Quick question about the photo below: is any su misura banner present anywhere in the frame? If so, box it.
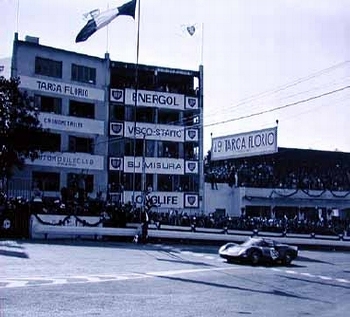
[109,157,198,175]
[211,126,278,161]
[110,121,199,142]
[25,152,104,170]
[123,157,184,175]
[19,75,105,101]
[123,191,199,209]
[39,113,104,135]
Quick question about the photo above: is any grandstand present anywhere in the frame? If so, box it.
[204,144,350,224]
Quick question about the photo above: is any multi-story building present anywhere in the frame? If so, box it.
[108,61,203,213]
[8,33,204,214]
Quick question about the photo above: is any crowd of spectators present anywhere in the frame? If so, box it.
[204,149,350,191]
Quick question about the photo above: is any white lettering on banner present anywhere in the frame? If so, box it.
[124,157,184,175]
[124,121,183,141]
[211,127,278,160]
[124,88,185,109]
[39,113,104,135]
[19,76,105,101]
[25,152,104,170]
[123,191,184,208]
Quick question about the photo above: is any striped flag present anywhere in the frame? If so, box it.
[76,0,137,43]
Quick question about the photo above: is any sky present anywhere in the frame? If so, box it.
[1,0,350,154]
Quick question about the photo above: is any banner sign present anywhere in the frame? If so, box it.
[211,126,278,160]
[124,191,184,208]
[25,152,104,170]
[110,88,124,103]
[110,122,198,143]
[185,96,198,109]
[123,156,184,175]
[185,128,199,142]
[184,193,199,208]
[124,88,185,109]
[109,157,123,171]
[19,75,104,101]
[109,122,124,136]
[39,113,104,135]
[185,161,199,174]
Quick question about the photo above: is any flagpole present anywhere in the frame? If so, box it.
[16,0,20,32]
[200,22,204,65]
[132,0,141,212]
[106,2,110,53]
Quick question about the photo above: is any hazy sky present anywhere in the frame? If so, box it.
[1,0,349,153]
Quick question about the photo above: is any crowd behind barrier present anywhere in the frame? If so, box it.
[204,154,350,191]
[1,193,349,239]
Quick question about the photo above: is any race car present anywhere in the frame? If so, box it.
[219,237,298,266]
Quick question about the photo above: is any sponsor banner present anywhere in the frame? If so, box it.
[110,88,124,102]
[185,96,198,109]
[124,191,184,208]
[19,75,105,101]
[124,88,185,109]
[184,193,199,208]
[185,128,199,142]
[39,113,104,135]
[123,156,184,175]
[211,126,278,160]
[185,161,199,174]
[124,121,184,142]
[110,122,124,136]
[25,152,104,170]
[109,157,123,171]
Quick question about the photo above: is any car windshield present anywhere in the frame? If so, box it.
[241,238,263,247]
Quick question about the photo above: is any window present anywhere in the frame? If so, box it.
[34,132,61,152]
[179,175,199,192]
[124,139,155,156]
[110,104,125,121]
[35,57,62,78]
[35,95,62,114]
[69,100,95,119]
[158,109,180,125]
[32,171,60,192]
[68,136,94,153]
[71,64,96,84]
[67,173,94,193]
[158,141,179,158]
[157,174,180,192]
[123,173,153,191]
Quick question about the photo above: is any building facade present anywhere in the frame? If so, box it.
[9,33,204,214]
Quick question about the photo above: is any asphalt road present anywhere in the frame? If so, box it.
[1,240,350,317]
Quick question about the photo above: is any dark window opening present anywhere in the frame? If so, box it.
[69,100,95,119]
[68,136,93,153]
[71,64,96,84]
[32,171,60,192]
[35,95,62,114]
[35,56,62,78]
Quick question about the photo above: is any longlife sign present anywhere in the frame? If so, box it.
[123,192,199,209]
[211,127,278,160]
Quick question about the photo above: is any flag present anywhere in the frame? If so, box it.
[76,0,137,43]
[179,23,201,38]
